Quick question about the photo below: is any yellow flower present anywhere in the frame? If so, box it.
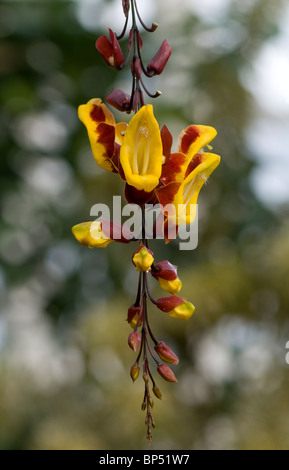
[72,221,113,248]
[120,105,163,192]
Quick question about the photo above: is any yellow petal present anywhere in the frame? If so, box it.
[177,125,217,175]
[174,152,221,225]
[78,98,116,172]
[158,277,182,295]
[132,244,154,271]
[115,122,128,145]
[120,105,163,192]
[72,221,113,248]
[169,301,195,320]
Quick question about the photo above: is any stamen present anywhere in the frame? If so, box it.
[183,177,197,205]
[133,125,150,175]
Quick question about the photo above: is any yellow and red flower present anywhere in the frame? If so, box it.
[156,124,221,229]
[74,99,220,248]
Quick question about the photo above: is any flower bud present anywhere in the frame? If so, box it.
[132,243,154,272]
[155,341,179,365]
[143,373,149,384]
[122,0,130,17]
[95,29,124,69]
[128,331,141,352]
[127,304,143,329]
[130,363,140,382]
[106,89,131,112]
[147,39,172,76]
[156,296,195,320]
[131,57,142,79]
[151,261,178,281]
[152,261,182,294]
[153,385,162,400]
[157,364,178,383]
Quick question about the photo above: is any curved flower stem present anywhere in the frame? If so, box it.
[117,14,129,40]
[145,273,157,305]
[133,0,157,33]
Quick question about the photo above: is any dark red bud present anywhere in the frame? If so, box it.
[106,89,131,112]
[157,364,178,383]
[156,295,184,313]
[151,261,178,281]
[122,0,130,17]
[131,57,142,79]
[95,29,124,69]
[128,29,134,51]
[127,304,143,326]
[128,332,141,351]
[147,39,172,76]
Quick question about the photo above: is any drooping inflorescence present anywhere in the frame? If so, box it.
[72,0,221,442]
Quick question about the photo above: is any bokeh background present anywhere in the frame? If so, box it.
[1,0,289,450]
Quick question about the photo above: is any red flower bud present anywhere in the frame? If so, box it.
[152,262,182,294]
[156,296,195,320]
[122,0,130,17]
[156,295,184,313]
[106,89,131,112]
[151,261,178,281]
[128,331,141,352]
[127,304,143,328]
[95,29,124,69]
[131,57,142,79]
[157,364,178,383]
[155,341,179,365]
[147,39,172,76]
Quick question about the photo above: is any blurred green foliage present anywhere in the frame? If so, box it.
[0,0,289,450]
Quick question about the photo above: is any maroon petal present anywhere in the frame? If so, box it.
[101,219,134,243]
[147,39,172,76]
[106,89,131,112]
[161,125,173,160]
[156,296,184,313]
[151,261,178,281]
[125,183,154,206]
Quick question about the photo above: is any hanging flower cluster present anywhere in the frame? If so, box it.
[72,0,220,442]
